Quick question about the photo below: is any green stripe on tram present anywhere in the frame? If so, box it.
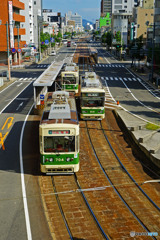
[81,108,105,114]
[41,153,79,166]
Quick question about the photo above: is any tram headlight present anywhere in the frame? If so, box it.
[66,157,74,162]
[98,110,102,113]
[83,110,87,114]
[49,158,54,162]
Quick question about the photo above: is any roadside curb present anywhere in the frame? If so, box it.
[113,109,160,169]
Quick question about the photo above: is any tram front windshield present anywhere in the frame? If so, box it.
[81,94,105,107]
[63,75,76,84]
[44,136,75,153]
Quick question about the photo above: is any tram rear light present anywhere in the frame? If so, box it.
[98,110,102,113]
[83,110,87,113]
[45,158,49,162]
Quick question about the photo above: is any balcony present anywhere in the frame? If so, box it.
[14,28,26,36]
[13,13,25,23]
[12,0,25,10]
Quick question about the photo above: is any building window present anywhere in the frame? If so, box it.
[34,1,36,4]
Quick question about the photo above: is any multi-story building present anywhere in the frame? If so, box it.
[154,0,160,47]
[43,10,62,35]
[0,0,26,64]
[20,0,42,49]
[112,0,138,14]
[101,0,112,17]
[132,0,154,42]
[65,11,82,31]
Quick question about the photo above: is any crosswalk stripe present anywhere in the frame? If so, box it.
[105,77,109,80]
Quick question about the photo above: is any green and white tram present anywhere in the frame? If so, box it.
[80,72,105,120]
[39,91,79,174]
[61,63,79,93]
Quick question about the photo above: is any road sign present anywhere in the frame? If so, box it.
[41,42,44,45]
[11,48,16,53]
[40,94,44,100]
[45,39,49,45]
[50,37,55,43]
[17,48,22,53]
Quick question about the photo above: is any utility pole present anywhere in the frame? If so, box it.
[39,25,41,60]
[151,22,155,83]
[17,25,21,65]
[6,21,11,81]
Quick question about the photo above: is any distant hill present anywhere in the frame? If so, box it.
[82,19,93,28]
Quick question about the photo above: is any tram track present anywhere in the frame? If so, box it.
[83,117,160,238]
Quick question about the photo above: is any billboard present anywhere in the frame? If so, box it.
[8,1,14,48]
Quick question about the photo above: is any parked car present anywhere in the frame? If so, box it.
[49,51,56,56]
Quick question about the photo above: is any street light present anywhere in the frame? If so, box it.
[0,20,15,80]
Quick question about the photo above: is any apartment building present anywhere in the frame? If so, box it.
[20,0,42,48]
[0,0,26,64]
[132,0,154,41]
[101,0,112,17]
[154,0,160,47]
[112,0,138,14]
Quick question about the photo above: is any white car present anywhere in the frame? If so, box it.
[49,51,56,56]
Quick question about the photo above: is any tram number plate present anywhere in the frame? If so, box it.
[55,158,64,162]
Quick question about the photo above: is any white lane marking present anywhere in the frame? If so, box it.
[0,81,32,115]
[17,83,23,87]
[125,66,160,100]
[19,104,34,240]
[16,102,24,111]
[120,77,160,113]
[105,57,110,64]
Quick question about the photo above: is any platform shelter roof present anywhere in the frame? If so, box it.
[33,60,64,87]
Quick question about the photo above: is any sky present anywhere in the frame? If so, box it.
[42,0,100,22]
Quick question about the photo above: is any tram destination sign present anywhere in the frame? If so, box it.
[48,130,70,134]
[86,93,99,97]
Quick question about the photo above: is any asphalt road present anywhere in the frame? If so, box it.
[91,42,160,126]
[0,45,75,240]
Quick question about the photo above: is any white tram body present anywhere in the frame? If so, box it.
[80,72,105,120]
[39,91,79,174]
[61,63,79,93]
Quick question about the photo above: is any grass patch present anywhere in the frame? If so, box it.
[145,123,160,130]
